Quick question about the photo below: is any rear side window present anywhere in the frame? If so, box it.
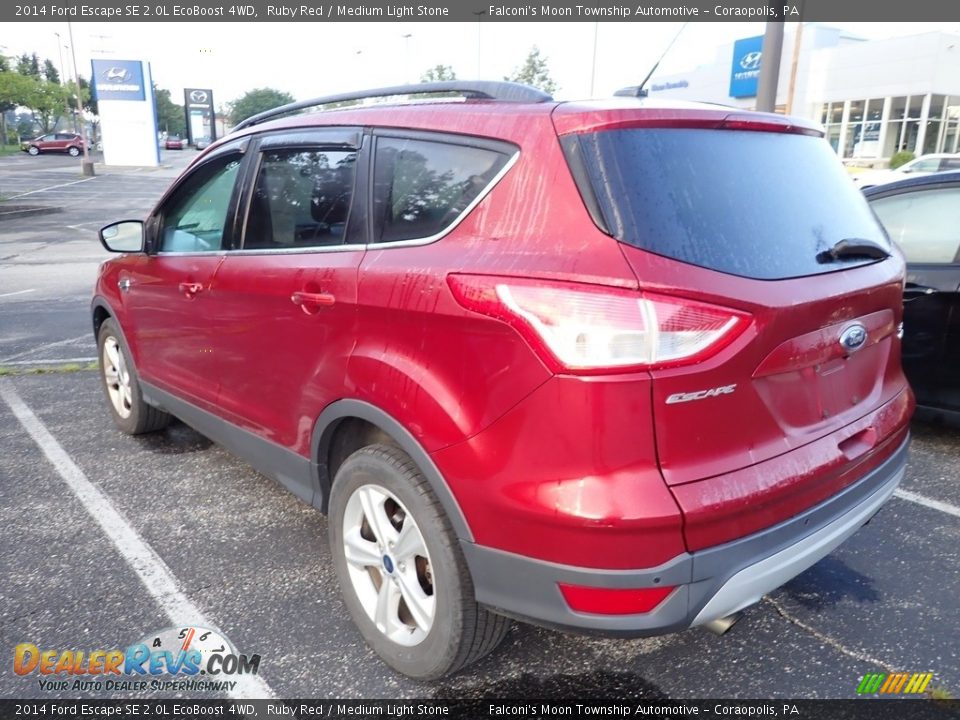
[870,187,960,264]
[568,128,891,280]
[244,149,358,249]
[372,137,510,244]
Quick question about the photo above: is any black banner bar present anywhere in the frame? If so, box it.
[5,0,960,22]
[2,699,959,720]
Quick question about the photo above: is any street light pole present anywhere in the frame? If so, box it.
[66,21,94,176]
[54,32,67,85]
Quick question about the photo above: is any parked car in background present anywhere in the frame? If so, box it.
[21,132,85,157]
[853,153,960,189]
[865,171,960,420]
[194,136,212,150]
[164,135,184,150]
[93,81,914,680]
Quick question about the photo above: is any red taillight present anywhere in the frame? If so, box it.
[447,274,750,374]
[559,584,676,615]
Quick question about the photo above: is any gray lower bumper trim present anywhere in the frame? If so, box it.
[462,435,909,636]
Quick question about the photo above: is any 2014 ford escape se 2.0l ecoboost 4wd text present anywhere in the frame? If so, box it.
[92,82,914,680]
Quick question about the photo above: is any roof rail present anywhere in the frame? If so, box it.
[232,81,553,132]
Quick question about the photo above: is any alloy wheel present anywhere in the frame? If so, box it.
[341,484,435,646]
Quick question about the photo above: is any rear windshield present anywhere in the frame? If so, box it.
[568,128,891,280]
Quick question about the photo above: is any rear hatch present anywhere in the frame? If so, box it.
[557,105,911,549]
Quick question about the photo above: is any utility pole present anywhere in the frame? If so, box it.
[67,22,94,176]
[473,10,485,78]
[402,33,412,83]
[756,21,784,113]
[589,22,599,97]
[785,22,804,115]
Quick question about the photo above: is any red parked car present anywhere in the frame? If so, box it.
[164,135,185,150]
[93,82,914,679]
[21,131,85,156]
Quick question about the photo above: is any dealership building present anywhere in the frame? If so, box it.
[647,26,960,163]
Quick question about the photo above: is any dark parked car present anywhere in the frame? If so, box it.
[164,135,184,150]
[21,132,85,157]
[93,82,913,679]
[865,170,960,420]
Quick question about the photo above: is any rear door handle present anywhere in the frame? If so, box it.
[291,291,336,308]
[178,282,204,297]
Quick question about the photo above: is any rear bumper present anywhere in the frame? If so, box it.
[462,435,908,635]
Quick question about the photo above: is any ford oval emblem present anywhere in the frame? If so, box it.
[839,323,868,353]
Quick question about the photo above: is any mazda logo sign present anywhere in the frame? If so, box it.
[739,51,762,71]
[839,324,868,354]
[189,90,209,104]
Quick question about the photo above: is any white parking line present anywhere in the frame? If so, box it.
[894,488,960,519]
[6,176,100,200]
[0,289,36,298]
[0,334,92,363]
[0,380,276,700]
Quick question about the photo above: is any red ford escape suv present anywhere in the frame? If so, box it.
[92,82,913,679]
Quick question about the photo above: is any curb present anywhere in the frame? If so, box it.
[0,205,64,221]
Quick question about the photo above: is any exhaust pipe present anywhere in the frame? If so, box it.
[704,612,742,636]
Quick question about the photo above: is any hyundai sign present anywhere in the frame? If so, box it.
[729,36,763,98]
[91,59,146,102]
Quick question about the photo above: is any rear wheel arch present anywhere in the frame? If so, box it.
[312,400,474,543]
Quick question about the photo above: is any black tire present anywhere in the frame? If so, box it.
[68,146,80,157]
[27,146,39,156]
[329,444,510,679]
[97,318,171,435]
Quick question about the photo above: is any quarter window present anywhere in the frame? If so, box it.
[871,188,960,264]
[244,148,358,250]
[159,154,242,252]
[372,138,509,243]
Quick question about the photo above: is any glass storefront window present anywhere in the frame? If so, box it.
[890,96,908,121]
[826,125,841,153]
[848,100,865,123]
[907,95,924,119]
[924,121,943,154]
[929,94,946,120]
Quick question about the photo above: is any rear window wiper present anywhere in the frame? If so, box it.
[816,238,890,264]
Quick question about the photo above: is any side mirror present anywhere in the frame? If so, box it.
[99,220,144,253]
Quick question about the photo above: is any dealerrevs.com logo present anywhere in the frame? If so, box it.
[14,626,261,693]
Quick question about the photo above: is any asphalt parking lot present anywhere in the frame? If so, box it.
[1,152,958,702]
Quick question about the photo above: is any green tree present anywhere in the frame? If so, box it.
[24,79,70,133]
[17,53,41,79]
[78,76,97,116]
[227,87,295,126]
[43,59,60,84]
[154,85,185,137]
[0,72,34,143]
[505,46,558,96]
[421,64,457,82]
